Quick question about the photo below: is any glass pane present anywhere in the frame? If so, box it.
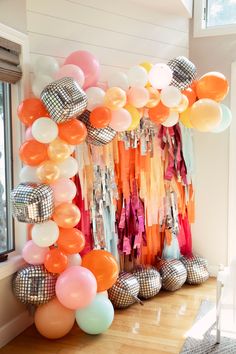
[206,0,236,27]
[0,82,14,255]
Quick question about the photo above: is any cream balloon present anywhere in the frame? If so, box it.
[32,220,59,247]
[85,87,105,111]
[162,110,179,127]
[67,254,82,267]
[108,72,129,91]
[19,166,40,183]
[160,86,182,108]
[32,75,54,97]
[127,65,148,87]
[149,63,173,89]
[33,56,59,77]
[189,98,222,132]
[57,156,79,178]
[32,118,58,143]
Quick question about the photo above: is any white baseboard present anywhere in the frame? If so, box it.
[208,264,218,277]
[0,310,33,348]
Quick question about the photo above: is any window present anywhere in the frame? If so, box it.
[194,0,236,37]
[0,82,14,258]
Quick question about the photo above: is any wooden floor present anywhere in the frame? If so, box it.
[0,278,216,354]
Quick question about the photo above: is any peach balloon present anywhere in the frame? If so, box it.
[179,108,193,128]
[189,98,222,132]
[173,94,189,113]
[53,203,81,228]
[104,87,127,110]
[145,87,160,108]
[48,138,71,162]
[127,87,149,108]
[36,160,60,184]
[34,298,75,339]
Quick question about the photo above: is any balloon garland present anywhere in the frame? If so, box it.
[11,50,230,339]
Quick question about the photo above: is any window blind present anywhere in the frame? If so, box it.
[0,36,22,84]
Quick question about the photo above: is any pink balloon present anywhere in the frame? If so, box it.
[127,87,149,108]
[22,240,49,265]
[96,81,108,91]
[25,127,34,141]
[109,108,132,132]
[51,178,77,203]
[64,51,100,89]
[54,64,85,87]
[56,266,97,310]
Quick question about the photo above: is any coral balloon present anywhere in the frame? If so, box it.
[57,228,85,255]
[55,266,97,310]
[145,87,160,108]
[51,178,77,203]
[125,104,141,131]
[58,119,87,145]
[189,98,222,132]
[48,138,71,162]
[182,87,196,106]
[53,203,81,228]
[179,108,193,128]
[19,140,48,166]
[90,106,111,128]
[22,240,49,265]
[44,248,68,274]
[54,64,85,87]
[127,87,149,108]
[17,98,49,126]
[36,160,60,184]
[148,101,170,124]
[64,50,100,89]
[104,87,127,110]
[109,108,132,132]
[34,298,75,339]
[196,72,229,102]
[82,250,119,292]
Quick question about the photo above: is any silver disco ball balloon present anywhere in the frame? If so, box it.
[180,255,209,285]
[156,259,187,291]
[167,56,196,90]
[13,265,57,305]
[133,265,162,299]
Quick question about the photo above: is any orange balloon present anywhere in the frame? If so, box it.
[148,101,169,124]
[35,298,75,339]
[19,139,48,166]
[53,203,81,228]
[36,160,60,184]
[17,98,49,126]
[90,106,111,128]
[82,250,119,292]
[196,72,229,102]
[57,228,85,254]
[44,248,68,273]
[58,118,87,145]
[182,87,196,106]
[48,138,71,162]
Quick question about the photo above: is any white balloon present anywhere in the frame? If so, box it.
[33,56,59,77]
[162,111,179,127]
[149,64,173,89]
[127,65,148,87]
[32,74,53,97]
[160,86,182,108]
[19,166,40,183]
[69,145,76,154]
[98,290,108,298]
[58,156,78,178]
[108,72,129,91]
[85,87,105,111]
[32,220,59,247]
[67,254,82,267]
[32,118,58,143]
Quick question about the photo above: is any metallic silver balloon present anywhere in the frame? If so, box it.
[108,272,142,309]
[11,183,54,223]
[79,110,116,146]
[133,265,162,299]
[167,56,197,90]
[41,77,88,123]
[180,255,209,285]
[13,265,57,305]
[156,259,187,291]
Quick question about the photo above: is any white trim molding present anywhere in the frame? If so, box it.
[0,311,33,348]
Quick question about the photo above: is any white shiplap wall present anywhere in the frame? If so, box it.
[26,0,189,81]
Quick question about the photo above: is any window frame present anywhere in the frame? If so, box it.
[194,0,236,37]
[0,22,30,278]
